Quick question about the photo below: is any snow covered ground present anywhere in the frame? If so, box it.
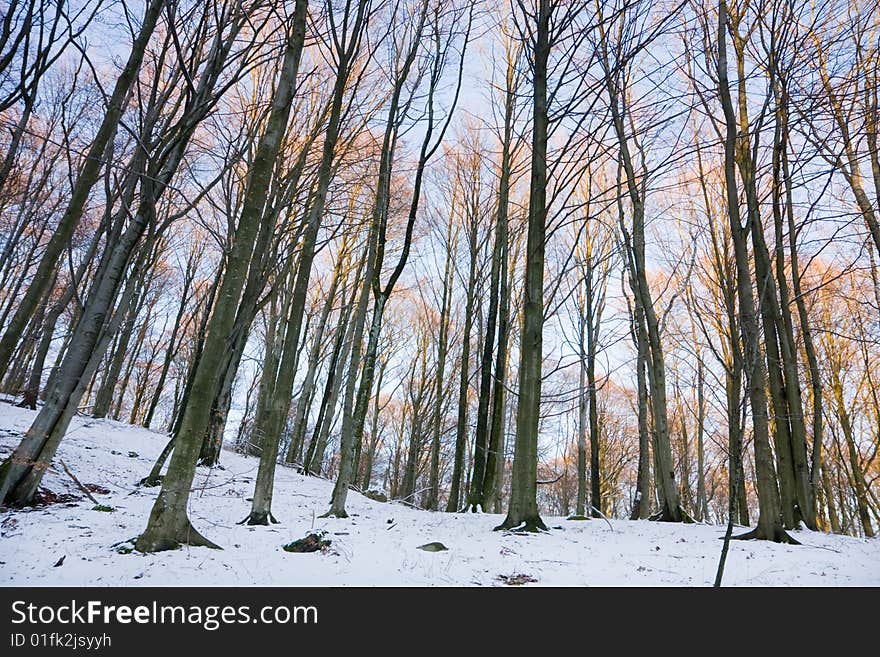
[1,402,877,586]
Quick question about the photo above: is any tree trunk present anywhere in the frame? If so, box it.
[242,38,355,523]
[426,215,454,510]
[830,368,874,537]
[136,3,309,550]
[482,207,513,514]
[716,0,793,543]
[287,239,349,465]
[450,222,478,512]
[446,249,477,511]
[144,249,200,427]
[631,307,652,520]
[495,0,549,532]
[0,0,166,379]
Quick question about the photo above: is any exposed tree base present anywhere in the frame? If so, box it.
[2,474,39,508]
[493,515,548,532]
[140,438,174,488]
[0,493,28,508]
[461,503,483,513]
[782,508,818,532]
[630,504,651,521]
[648,506,695,523]
[238,511,279,526]
[135,518,222,552]
[320,507,348,519]
[16,393,37,410]
[731,526,801,545]
[2,487,79,509]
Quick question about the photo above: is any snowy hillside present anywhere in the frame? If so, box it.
[1,402,877,587]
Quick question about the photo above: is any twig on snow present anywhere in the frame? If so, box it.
[59,459,98,505]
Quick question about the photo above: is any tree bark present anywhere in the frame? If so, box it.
[136,3,309,549]
[716,0,793,543]
[495,0,549,532]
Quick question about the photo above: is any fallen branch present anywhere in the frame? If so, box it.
[591,506,614,532]
[59,459,98,505]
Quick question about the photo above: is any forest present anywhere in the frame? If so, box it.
[0,0,878,585]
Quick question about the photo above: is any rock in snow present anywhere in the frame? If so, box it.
[417,542,448,552]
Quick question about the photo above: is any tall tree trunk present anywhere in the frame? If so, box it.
[482,204,512,514]
[596,0,683,521]
[829,368,875,537]
[448,225,478,512]
[495,0,549,532]
[772,78,819,529]
[470,54,515,513]
[631,306,651,520]
[695,350,709,522]
[287,239,350,466]
[325,0,468,517]
[143,248,200,427]
[426,215,455,510]
[587,315,601,519]
[243,81,350,522]
[136,3,310,550]
[716,0,793,543]
[576,313,588,518]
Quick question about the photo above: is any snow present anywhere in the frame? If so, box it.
[1,401,877,586]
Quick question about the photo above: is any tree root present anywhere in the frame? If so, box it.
[493,515,548,532]
[135,518,222,552]
[16,393,37,410]
[648,505,696,523]
[137,474,163,487]
[731,526,801,545]
[238,511,280,526]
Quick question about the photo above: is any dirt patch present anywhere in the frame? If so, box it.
[30,488,80,507]
[363,490,388,503]
[497,573,538,586]
[283,531,332,553]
